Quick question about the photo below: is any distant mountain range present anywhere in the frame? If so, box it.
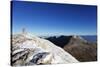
[82,35,97,43]
[40,35,97,47]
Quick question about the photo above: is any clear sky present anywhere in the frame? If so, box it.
[12,1,97,36]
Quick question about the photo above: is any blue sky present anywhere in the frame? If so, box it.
[12,1,97,36]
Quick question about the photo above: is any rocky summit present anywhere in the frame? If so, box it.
[11,33,78,66]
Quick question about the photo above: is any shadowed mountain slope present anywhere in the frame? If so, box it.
[46,36,72,48]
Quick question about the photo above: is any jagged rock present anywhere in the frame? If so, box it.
[11,33,79,66]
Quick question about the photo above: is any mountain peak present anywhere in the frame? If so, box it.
[11,33,78,66]
[71,35,87,43]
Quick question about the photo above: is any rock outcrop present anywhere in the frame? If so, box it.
[11,33,78,66]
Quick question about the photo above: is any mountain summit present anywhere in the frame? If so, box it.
[11,33,78,66]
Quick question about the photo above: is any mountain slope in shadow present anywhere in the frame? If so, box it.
[46,35,72,48]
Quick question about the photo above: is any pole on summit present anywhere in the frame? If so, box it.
[22,28,27,35]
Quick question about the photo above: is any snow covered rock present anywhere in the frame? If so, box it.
[11,33,78,66]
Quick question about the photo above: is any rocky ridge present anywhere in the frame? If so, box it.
[11,33,78,66]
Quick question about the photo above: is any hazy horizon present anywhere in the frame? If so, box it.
[12,1,97,36]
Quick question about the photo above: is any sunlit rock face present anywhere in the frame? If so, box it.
[11,33,78,66]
